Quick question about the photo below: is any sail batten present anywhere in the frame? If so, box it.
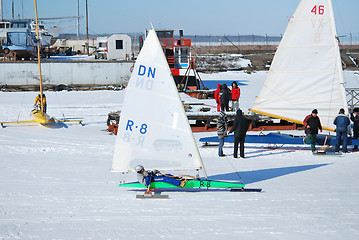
[112,29,207,178]
[251,0,347,131]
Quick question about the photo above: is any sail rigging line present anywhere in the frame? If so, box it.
[16,93,26,122]
[327,0,349,135]
[325,38,339,135]
[225,157,244,185]
[54,92,66,120]
[329,0,349,113]
[326,3,339,130]
[317,0,342,149]
[322,38,340,136]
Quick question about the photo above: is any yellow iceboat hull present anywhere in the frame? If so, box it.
[1,111,83,127]
[31,110,55,124]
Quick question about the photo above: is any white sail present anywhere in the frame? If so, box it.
[112,29,206,177]
[251,0,347,131]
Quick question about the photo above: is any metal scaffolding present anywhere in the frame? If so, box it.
[346,88,359,111]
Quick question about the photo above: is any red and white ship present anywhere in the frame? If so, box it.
[154,29,203,91]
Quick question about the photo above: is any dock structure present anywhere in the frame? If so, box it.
[0,60,133,91]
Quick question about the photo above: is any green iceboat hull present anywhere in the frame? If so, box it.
[119,180,245,189]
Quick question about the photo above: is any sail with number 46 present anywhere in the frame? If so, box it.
[251,0,348,131]
[112,29,207,178]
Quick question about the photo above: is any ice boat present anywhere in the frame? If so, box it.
[251,0,348,132]
[1,1,82,128]
[111,27,261,194]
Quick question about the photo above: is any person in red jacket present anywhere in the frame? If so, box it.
[230,81,240,111]
[214,84,222,112]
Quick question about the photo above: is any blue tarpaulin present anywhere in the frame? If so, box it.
[199,133,359,146]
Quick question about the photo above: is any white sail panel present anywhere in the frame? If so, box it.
[251,0,347,131]
[112,29,205,174]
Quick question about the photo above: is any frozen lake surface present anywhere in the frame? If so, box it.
[1,71,359,239]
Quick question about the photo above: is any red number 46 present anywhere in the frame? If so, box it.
[311,5,325,15]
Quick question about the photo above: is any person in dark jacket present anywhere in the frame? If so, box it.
[303,109,322,152]
[228,109,250,158]
[219,84,231,111]
[334,108,350,153]
[217,111,228,157]
[350,108,359,150]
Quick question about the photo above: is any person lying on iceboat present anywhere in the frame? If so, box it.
[134,165,187,188]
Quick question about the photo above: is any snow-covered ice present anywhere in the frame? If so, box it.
[1,71,359,240]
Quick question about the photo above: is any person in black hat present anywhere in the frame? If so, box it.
[228,109,250,158]
[333,108,350,153]
[219,84,231,111]
[350,107,359,150]
[303,109,322,152]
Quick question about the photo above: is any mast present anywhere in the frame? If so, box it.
[77,0,79,37]
[11,0,14,19]
[34,0,44,113]
[85,0,89,54]
[328,0,348,113]
[1,0,3,21]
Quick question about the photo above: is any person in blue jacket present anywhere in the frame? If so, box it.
[333,108,350,153]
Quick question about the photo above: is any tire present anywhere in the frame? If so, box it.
[3,48,10,55]
[54,84,71,92]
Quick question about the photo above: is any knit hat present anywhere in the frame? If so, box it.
[312,109,318,114]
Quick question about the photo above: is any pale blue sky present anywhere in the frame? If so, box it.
[2,0,359,40]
